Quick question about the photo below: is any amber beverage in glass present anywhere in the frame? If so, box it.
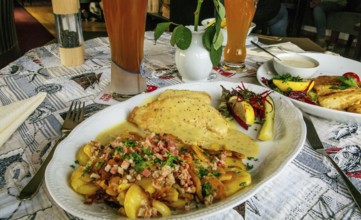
[223,0,256,70]
[102,0,147,96]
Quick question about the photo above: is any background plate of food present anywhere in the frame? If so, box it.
[45,81,305,219]
[257,52,361,123]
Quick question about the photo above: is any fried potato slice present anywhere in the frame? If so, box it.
[318,90,361,110]
[347,103,361,113]
[313,75,359,96]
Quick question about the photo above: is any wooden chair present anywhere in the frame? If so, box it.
[327,11,361,49]
[0,0,21,69]
[354,21,361,59]
[282,0,308,36]
[169,0,214,26]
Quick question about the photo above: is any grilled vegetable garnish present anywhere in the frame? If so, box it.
[219,84,274,140]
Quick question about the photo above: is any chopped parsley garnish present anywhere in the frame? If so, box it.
[180,146,187,154]
[161,152,178,167]
[74,160,79,164]
[201,182,213,196]
[154,158,161,164]
[247,157,259,161]
[194,158,201,165]
[246,163,254,170]
[239,182,247,187]
[95,160,105,168]
[123,139,136,148]
[135,164,144,172]
[197,166,210,179]
[212,171,221,177]
[130,152,144,164]
[70,164,76,169]
[273,73,303,82]
[141,147,153,156]
[116,146,123,154]
[82,165,92,175]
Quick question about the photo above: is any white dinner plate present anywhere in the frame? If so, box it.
[45,81,306,220]
[257,52,361,123]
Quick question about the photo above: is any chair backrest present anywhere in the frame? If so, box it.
[327,11,361,36]
[169,0,214,26]
[346,0,361,12]
[0,0,21,69]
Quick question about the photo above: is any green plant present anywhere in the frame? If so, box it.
[154,0,225,66]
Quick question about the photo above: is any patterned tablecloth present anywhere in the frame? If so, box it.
[0,32,360,220]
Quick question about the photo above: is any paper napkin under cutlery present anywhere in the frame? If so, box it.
[247,42,304,59]
[0,92,47,147]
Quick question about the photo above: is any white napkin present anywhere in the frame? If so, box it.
[0,92,47,147]
[247,42,304,59]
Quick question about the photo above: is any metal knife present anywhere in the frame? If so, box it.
[303,112,361,211]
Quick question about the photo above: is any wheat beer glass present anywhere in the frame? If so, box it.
[102,0,147,96]
[223,0,256,70]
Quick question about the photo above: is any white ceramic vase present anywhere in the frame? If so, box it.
[175,26,213,82]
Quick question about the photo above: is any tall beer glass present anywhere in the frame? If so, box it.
[102,0,147,96]
[223,0,256,70]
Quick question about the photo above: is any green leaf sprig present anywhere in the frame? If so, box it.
[329,76,360,90]
[154,0,225,66]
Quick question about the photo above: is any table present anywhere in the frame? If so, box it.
[0,33,360,219]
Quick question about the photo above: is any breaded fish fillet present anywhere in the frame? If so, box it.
[313,75,357,96]
[318,90,361,110]
[128,90,259,157]
[158,89,211,103]
[347,104,361,113]
[128,97,229,138]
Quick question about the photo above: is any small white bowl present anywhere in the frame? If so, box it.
[272,53,320,79]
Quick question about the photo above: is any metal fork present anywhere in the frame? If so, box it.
[17,101,85,200]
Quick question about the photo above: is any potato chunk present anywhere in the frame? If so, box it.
[124,184,149,218]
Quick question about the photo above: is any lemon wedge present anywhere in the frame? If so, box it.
[257,96,275,141]
[273,79,315,92]
[228,96,255,126]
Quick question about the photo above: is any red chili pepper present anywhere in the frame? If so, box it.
[228,83,272,123]
[343,72,360,83]
[288,91,317,105]
[227,102,248,130]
